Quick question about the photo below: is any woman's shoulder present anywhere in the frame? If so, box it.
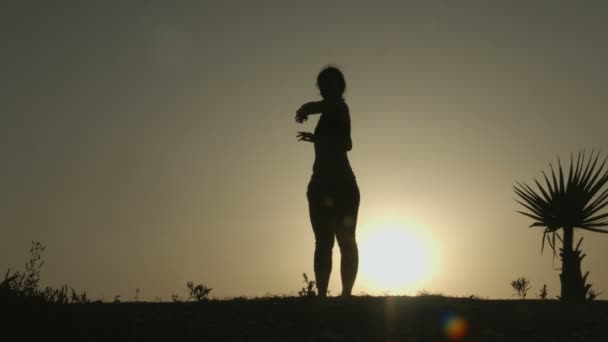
[322,99,349,114]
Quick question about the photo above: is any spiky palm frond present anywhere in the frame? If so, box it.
[514,150,608,252]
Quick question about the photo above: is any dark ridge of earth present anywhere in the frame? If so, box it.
[5,296,608,341]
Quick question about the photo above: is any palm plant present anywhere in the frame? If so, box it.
[514,150,608,301]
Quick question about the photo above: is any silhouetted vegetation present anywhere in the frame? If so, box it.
[514,151,608,301]
[187,281,212,301]
[1,241,91,304]
[416,289,445,298]
[298,273,317,297]
[1,241,222,305]
[511,277,532,299]
[538,284,549,300]
[3,242,608,340]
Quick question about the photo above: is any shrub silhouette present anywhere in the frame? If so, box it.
[1,241,91,304]
[298,273,317,297]
[587,289,603,302]
[538,284,548,300]
[171,293,182,302]
[514,151,608,301]
[511,277,532,299]
[187,281,212,301]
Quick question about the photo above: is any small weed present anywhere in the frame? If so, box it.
[538,284,548,299]
[511,277,532,299]
[41,284,69,304]
[23,241,45,296]
[587,289,603,302]
[171,293,182,302]
[298,273,317,297]
[187,281,212,301]
[465,294,485,300]
[71,288,91,304]
[135,288,141,302]
[1,268,25,297]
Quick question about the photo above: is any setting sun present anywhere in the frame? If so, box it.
[358,219,439,294]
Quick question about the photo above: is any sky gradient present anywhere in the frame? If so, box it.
[2,1,608,301]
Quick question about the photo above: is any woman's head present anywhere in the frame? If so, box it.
[317,66,346,100]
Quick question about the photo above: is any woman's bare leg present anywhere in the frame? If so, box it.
[314,237,334,297]
[336,230,358,296]
[308,191,335,298]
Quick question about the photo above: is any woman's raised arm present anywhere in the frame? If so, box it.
[295,100,341,123]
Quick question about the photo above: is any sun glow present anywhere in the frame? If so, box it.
[358,219,439,294]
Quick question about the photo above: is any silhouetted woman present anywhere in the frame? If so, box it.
[295,66,360,297]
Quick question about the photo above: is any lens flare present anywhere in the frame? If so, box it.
[442,313,469,341]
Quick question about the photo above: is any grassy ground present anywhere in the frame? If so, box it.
[5,295,608,341]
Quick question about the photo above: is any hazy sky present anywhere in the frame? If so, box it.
[2,1,608,301]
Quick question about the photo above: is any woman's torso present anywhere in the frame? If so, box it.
[311,100,356,183]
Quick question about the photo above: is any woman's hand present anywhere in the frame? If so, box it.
[296,131,314,142]
[295,103,311,123]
